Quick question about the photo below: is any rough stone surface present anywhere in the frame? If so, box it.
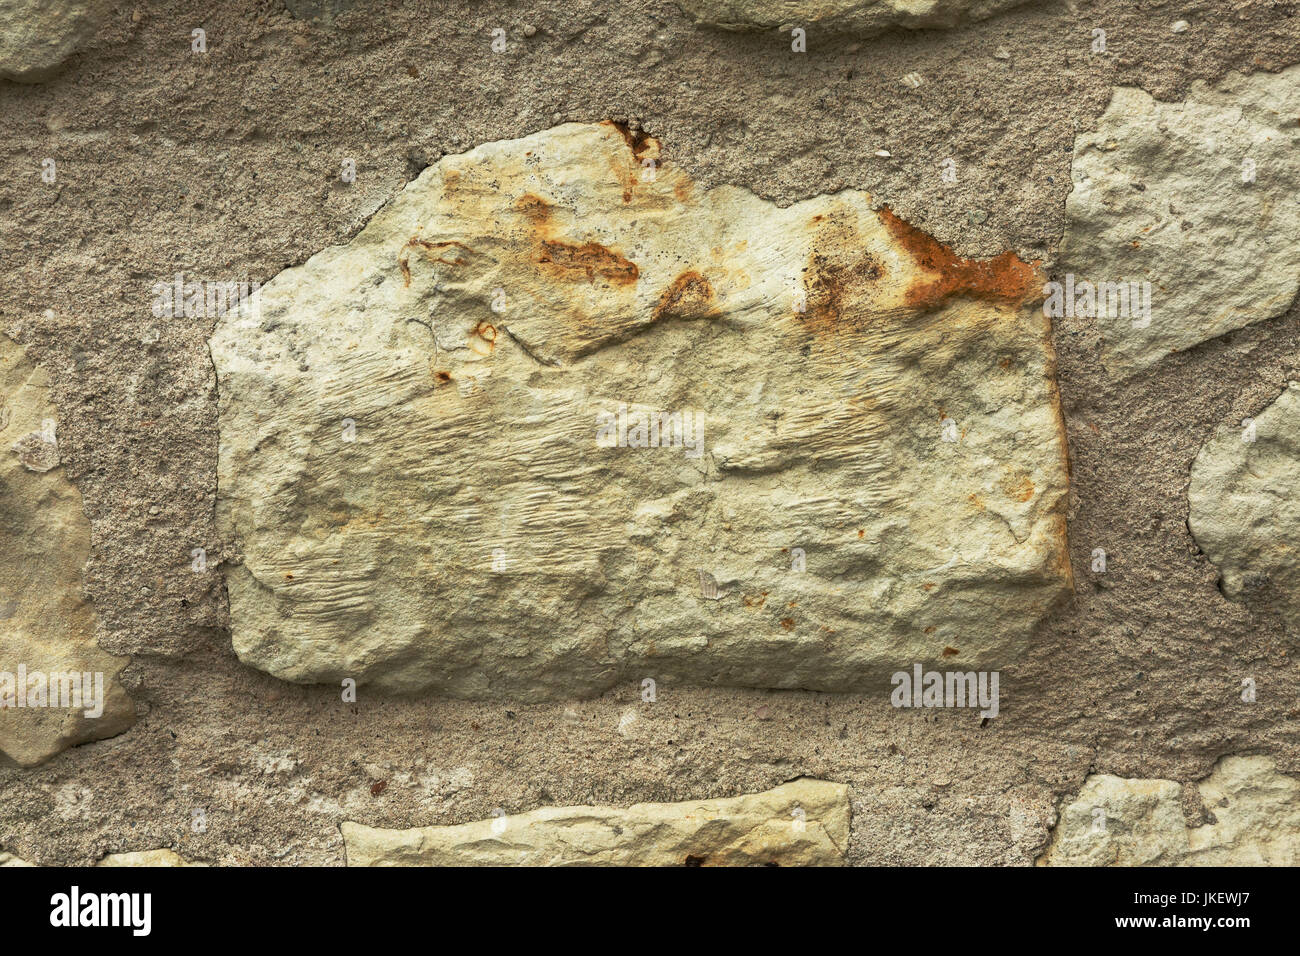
[95,849,201,866]
[677,0,1033,35]
[1188,382,1300,631]
[1,0,1299,869]
[0,336,133,767]
[211,121,1070,699]
[1039,755,1300,866]
[0,0,106,82]
[1059,66,1300,376]
[343,778,848,865]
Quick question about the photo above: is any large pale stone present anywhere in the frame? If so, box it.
[1188,383,1300,628]
[675,0,1034,34]
[1039,755,1300,866]
[0,0,107,82]
[344,779,849,866]
[211,121,1070,699]
[0,336,133,766]
[1059,67,1300,375]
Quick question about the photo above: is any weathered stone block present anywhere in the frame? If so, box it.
[211,122,1071,698]
[343,779,850,866]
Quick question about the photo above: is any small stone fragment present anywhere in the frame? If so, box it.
[343,779,850,866]
[0,336,134,767]
[1188,382,1300,630]
[675,0,1035,35]
[0,0,108,82]
[1059,66,1300,375]
[1039,755,1300,865]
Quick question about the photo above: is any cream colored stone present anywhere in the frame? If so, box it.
[211,121,1070,699]
[344,779,849,866]
[675,0,1033,34]
[0,851,33,866]
[1189,383,1300,628]
[1059,66,1300,375]
[96,850,202,867]
[0,335,134,767]
[0,0,107,82]
[1039,755,1300,866]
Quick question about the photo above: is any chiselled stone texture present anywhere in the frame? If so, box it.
[211,121,1070,699]
[0,336,133,767]
[344,779,849,866]
[1039,756,1300,866]
[675,0,1034,34]
[1059,66,1300,376]
[1188,383,1300,629]
[0,0,106,82]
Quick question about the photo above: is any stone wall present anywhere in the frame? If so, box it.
[0,0,1298,866]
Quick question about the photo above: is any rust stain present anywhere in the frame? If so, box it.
[536,239,639,285]
[800,213,885,334]
[605,120,660,161]
[653,270,715,321]
[399,238,474,288]
[878,206,1041,311]
[779,618,795,631]
[514,192,641,288]
[1000,475,1035,502]
[942,646,959,658]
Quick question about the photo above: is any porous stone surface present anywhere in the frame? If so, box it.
[343,778,849,865]
[1039,755,1300,866]
[0,336,133,767]
[676,0,1034,34]
[211,121,1070,699]
[0,848,198,865]
[0,0,106,82]
[1188,382,1300,631]
[2,0,1299,870]
[1059,66,1300,376]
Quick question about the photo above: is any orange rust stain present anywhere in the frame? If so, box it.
[744,592,769,608]
[922,582,936,591]
[779,618,795,632]
[1000,475,1035,502]
[514,192,640,288]
[605,120,659,161]
[923,625,935,634]
[942,646,959,658]
[476,322,497,343]
[516,193,554,224]
[968,493,986,511]
[433,370,452,384]
[653,270,715,320]
[536,239,639,286]
[878,206,1040,311]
